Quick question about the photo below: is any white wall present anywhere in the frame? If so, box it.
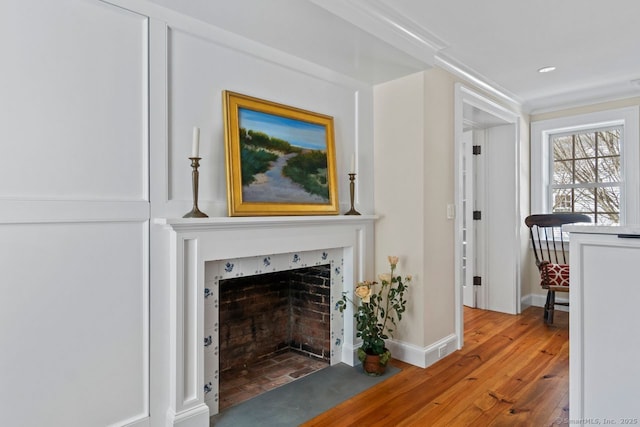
[1,0,375,426]
[0,1,149,426]
[373,68,529,366]
[149,11,374,218]
[374,69,459,366]
[373,72,426,350]
[422,68,458,345]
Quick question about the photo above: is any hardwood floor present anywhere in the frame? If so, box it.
[301,305,569,427]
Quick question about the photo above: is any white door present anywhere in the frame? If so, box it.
[462,130,485,308]
[462,130,475,307]
[484,124,519,314]
[463,128,491,309]
[462,124,517,313]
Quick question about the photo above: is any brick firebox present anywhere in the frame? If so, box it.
[218,265,331,373]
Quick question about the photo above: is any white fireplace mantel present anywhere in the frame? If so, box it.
[155,214,377,228]
[154,215,377,427]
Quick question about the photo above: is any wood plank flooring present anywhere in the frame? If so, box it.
[301,306,569,427]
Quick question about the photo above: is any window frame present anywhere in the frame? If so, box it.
[550,127,622,223]
[531,106,640,225]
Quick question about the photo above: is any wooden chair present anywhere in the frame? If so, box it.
[525,213,591,324]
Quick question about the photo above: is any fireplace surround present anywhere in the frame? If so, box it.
[204,250,342,411]
[156,215,376,425]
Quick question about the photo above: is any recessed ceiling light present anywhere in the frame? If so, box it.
[538,66,556,73]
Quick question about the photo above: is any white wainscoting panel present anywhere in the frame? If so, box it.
[0,221,149,426]
[0,0,148,201]
[0,1,151,426]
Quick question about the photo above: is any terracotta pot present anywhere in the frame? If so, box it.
[362,351,390,376]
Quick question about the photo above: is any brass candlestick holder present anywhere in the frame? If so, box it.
[183,157,208,218]
[345,173,361,215]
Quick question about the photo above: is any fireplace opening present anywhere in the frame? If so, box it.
[217,264,331,410]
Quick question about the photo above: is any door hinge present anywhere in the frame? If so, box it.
[473,210,482,220]
[472,145,481,155]
[473,276,482,286]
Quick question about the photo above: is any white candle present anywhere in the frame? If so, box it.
[191,127,200,158]
[350,153,355,173]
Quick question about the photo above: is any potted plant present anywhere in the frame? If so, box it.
[337,256,411,375]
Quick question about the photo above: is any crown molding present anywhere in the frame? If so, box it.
[312,0,525,112]
[525,81,640,115]
[309,0,445,65]
[436,54,524,113]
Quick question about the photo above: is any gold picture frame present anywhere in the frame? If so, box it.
[222,91,339,216]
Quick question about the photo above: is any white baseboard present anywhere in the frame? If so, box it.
[124,417,149,427]
[386,333,458,369]
[341,343,360,367]
[521,293,569,312]
[168,404,210,427]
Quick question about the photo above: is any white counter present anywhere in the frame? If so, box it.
[568,228,640,425]
[565,223,640,235]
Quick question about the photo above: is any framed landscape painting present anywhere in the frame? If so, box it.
[222,91,339,216]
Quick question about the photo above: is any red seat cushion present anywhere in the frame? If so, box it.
[540,262,570,288]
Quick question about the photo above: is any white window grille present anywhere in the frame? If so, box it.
[531,106,639,226]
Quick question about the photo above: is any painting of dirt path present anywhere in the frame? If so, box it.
[238,107,329,204]
[223,90,338,216]
[242,152,328,203]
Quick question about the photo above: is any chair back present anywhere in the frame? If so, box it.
[525,213,591,268]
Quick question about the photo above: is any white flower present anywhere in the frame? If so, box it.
[355,283,372,303]
[378,273,392,284]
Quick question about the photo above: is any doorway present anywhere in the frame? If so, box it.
[454,85,522,348]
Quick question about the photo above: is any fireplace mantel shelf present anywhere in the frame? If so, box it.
[154,215,378,231]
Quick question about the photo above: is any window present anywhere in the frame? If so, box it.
[550,127,621,224]
[531,107,639,226]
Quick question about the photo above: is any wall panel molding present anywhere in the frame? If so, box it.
[1,1,152,426]
[0,0,149,201]
[0,200,149,224]
[160,23,372,218]
[0,220,149,426]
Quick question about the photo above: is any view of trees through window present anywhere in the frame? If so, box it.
[551,127,622,225]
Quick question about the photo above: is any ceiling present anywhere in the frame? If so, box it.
[147,0,640,113]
